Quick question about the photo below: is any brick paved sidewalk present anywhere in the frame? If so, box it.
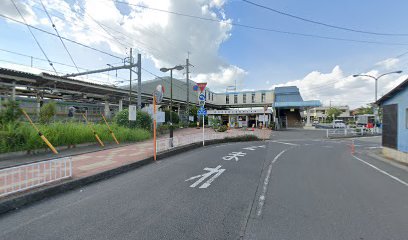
[0,127,271,198]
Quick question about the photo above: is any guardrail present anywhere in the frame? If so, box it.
[326,127,382,138]
[0,157,72,198]
[156,130,259,153]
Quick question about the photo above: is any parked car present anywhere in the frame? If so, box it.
[333,119,346,128]
[312,120,319,126]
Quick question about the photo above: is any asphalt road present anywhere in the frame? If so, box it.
[0,130,407,240]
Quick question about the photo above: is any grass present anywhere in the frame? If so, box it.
[0,122,151,154]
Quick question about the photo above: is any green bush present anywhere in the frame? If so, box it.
[136,110,152,131]
[217,125,228,132]
[39,101,56,124]
[0,122,151,154]
[0,100,21,126]
[114,109,152,130]
[164,110,180,124]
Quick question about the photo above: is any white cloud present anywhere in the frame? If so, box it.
[193,65,248,91]
[0,0,39,25]
[376,58,400,69]
[4,0,239,89]
[272,65,407,109]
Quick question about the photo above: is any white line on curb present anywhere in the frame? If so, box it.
[352,155,408,187]
[257,149,288,217]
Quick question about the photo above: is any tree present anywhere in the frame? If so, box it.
[0,100,21,126]
[114,109,152,131]
[39,101,56,124]
[355,105,373,115]
[326,107,342,122]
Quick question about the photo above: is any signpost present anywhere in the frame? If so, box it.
[197,83,207,146]
[153,85,164,161]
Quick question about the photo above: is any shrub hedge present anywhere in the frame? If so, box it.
[0,122,151,154]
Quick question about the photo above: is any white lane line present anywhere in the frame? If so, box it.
[352,155,408,187]
[199,169,226,189]
[256,149,288,217]
[270,141,298,146]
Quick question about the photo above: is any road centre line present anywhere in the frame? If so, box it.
[352,155,408,187]
[256,149,288,217]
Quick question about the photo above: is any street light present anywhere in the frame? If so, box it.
[353,70,402,125]
[160,65,184,143]
[352,70,402,102]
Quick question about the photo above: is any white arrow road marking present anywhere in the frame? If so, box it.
[185,165,226,188]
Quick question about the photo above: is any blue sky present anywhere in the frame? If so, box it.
[1,0,408,108]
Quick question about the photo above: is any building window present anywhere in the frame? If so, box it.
[406,108,408,129]
[243,94,246,103]
[226,95,229,104]
[212,93,214,101]
[251,93,255,103]
[261,93,265,103]
[234,94,238,104]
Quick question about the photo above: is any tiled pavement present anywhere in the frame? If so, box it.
[0,128,271,198]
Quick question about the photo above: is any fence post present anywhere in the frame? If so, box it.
[344,128,347,136]
[326,129,329,138]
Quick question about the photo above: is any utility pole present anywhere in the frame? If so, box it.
[186,57,190,122]
[129,48,133,106]
[137,53,142,110]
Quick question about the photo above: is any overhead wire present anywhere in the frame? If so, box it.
[241,0,408,37]
[0,13,123,60]
[10,0,58,74]
[111,0,408,46]
[39,0,80,73]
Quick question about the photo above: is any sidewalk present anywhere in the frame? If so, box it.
[0,127,270,200]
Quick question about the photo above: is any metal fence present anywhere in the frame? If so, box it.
[156,131,260,153]
[0,157,72,198]
[326,127,382,138]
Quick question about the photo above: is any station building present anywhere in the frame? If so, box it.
[0,67,321,129]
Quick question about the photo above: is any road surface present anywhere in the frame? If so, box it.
[0,130,407,239]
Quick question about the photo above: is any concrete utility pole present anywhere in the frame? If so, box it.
[137,53,142,110]
[129,48,133,106]
[186,57,190,122]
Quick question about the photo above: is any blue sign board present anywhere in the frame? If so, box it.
[198,93,205,101]
[197,107,207,116]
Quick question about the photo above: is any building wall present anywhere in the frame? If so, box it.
[212,91,274,106]
[309,106,351,119]
[383,88,408,152]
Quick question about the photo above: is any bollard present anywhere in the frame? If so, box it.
[351,139,355,155]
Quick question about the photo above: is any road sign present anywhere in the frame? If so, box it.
[185,165,226,188]
[156,111,165,123]
[193,85,199,91]
[197,82,207,92]
[129,105,136,121]
[199,100,205,106]
[197,108,207,116]
[198,93,205,101]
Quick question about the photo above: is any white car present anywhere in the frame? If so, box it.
[333,120,346,128]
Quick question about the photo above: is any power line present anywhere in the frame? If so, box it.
[39,0,80,73]
[0,48,129,82]
[111,0,408,46]
[0,13,123,60]
[10,0,58,74]
[241,0,408,37]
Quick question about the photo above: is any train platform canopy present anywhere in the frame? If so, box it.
[273,86,321,108]
[0,67,148,103]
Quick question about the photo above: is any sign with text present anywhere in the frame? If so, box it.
[197,83,207,92]
[129,105,137,121]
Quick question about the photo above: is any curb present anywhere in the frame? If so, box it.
[0,136,260,215]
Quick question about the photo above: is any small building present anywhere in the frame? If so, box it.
[273,86,321,128]
[207,108,272,128]
[307,106,351,122]
[376,77,408,164]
